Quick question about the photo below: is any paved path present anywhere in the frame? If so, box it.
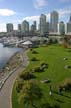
[0,51,29,108]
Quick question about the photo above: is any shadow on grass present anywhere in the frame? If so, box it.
[52,90,71,99]
[49,92,65,103]
[55,99,65,103]
[61,93,71,99]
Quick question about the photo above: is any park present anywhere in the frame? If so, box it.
[12,44,71,108]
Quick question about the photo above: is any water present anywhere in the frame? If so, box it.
[0,43,22,69]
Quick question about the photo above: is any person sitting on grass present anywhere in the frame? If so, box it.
[49,85,52,96]
[49,91,52,96]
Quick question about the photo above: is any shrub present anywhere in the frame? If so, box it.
[31,57,38,61]
[19,71,35,80]
[32,50,38,54]
[30,48,33,51]
[33,63,48,73]
[15,80,24,93]
[41,62,48,68]
[62,43,68,48]
[60,78,71,91]
[34,66,44,72]
[49,39,53,44]
[48,39,58,44]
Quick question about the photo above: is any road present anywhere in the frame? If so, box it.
[0,51,29,108]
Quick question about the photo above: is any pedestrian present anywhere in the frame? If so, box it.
[49,91,52,96]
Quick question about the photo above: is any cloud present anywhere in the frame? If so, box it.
[22,13,50,23]
[1,7,71,32]
[0,9,16,16]
[23,15,40,22]
[0,23,18,32]
[21,7,71,24]
[46,13,50,21]
[0,23,6,32]
[34,0,47,9]
[57,7,71,17]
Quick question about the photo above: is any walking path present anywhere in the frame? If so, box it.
[0,51,29,108]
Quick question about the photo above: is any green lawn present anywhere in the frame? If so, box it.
[12,44,71,108]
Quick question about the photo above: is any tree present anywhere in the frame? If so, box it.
[49,39,53,44]
[15,79,24,93]
[18,81,43,108]
[62,36,68,48]
[64,36,68,43]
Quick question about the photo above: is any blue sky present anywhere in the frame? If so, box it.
[0,0,71,32]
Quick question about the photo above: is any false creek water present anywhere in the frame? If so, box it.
[0,43,22,69]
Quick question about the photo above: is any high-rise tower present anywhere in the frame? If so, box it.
[6,23,13,32]
[21,20,29,33]
[39,14,47,36]
[50,11,59,32]
[69,13,71,22]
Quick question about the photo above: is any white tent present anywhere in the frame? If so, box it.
[22,41,32,45]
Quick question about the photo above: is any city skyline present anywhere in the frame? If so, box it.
[0,0,71,32]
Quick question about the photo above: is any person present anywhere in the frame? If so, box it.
[49,91,52,96]
[49,85,52,96]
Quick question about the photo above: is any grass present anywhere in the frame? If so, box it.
[12,44,71,108]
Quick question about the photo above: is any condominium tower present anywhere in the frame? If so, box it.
[50,11,59,32]
[58,21,65,35]
[6,23,13,32]
[39,14,47,36]
[21,20,29,33]
[18,24,21,31]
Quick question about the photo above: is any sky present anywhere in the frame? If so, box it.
[0,0,71,32]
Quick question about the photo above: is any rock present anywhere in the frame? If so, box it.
[41,79,50,83]
[63,57,68,60]
[64,65,71,69]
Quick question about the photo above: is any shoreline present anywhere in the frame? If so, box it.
[0,47,29,108]
[0,48,24,89]
[0,51,19,69]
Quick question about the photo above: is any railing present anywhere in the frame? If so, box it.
[0,68,16,90]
